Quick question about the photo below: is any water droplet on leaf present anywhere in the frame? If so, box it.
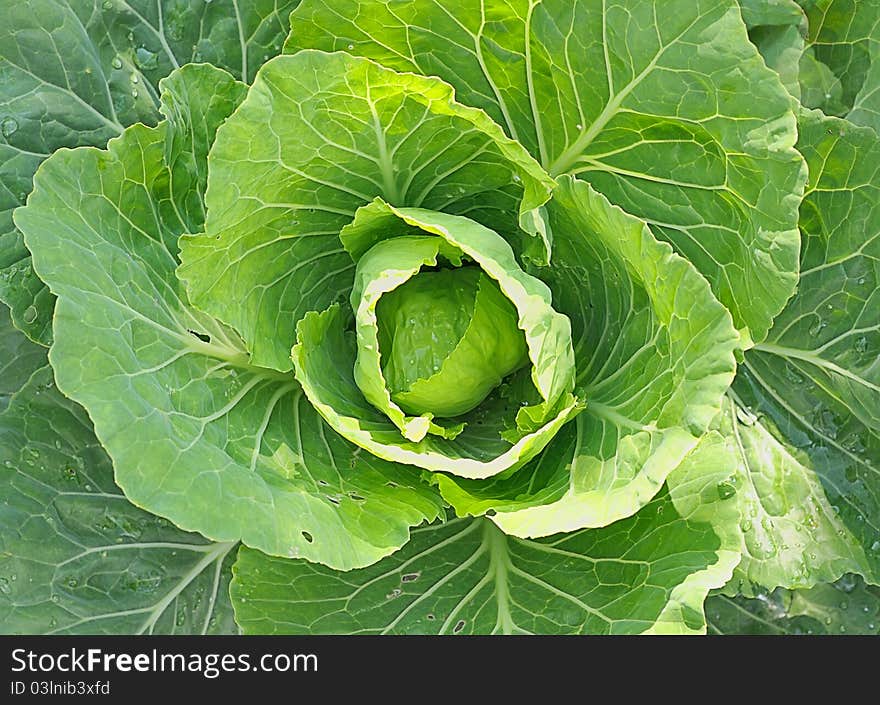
[809,319,826,337]
[134,47,159,71]
[1,117,18,137]
[716,481,736,500]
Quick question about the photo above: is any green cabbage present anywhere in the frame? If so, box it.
[1,0,877,635]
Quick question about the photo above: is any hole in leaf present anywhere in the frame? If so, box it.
[188,330,211,343]
[401,572,420,583]
[453,619,466,634]
[301,531,313,543]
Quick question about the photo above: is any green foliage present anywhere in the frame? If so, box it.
[1,0,877,635]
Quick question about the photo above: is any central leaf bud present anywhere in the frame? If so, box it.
[376,266,529,417]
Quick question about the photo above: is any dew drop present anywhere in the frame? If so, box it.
[0,578,10,594]
[783,364,804,385]
[715,481,736,500]
[112,56,123,69]
[131,89,139,98]
[347,44,354,50]
[134,47,158,72]
[22,305,37,324]
[1,116,18,137]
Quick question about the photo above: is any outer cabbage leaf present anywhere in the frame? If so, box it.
[178,50,555,373]
[797,0,880,132]
[742,0,807,100]
[438,178,738,536]
[0,0,300,343]
[14,63,443,570]
[669,109,880,594]
[230,481,739,635]
[285,0,806,345]
[0,305,45,413]
[707,574,880,634]
[0,367,239,635]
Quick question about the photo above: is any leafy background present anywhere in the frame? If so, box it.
[0,0,877,634]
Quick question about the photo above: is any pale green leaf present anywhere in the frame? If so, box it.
[672,397,868,595]
[444,178,738,536]
[15,64,443,570]
[179,50,554,373]
[286,0,806,344]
